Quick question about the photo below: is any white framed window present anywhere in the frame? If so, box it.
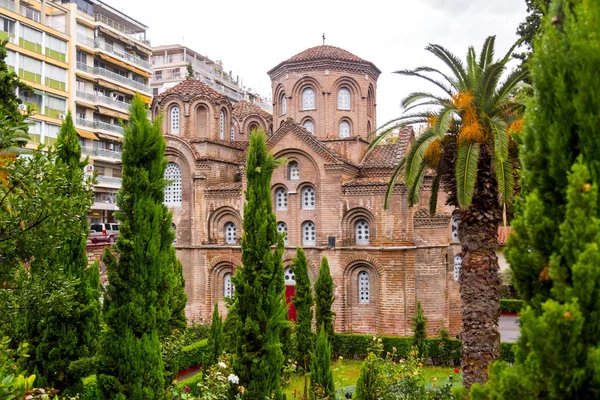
[281,93,287,115]
[170,106,180,135]
[284,266,296,285]
[288,161,300,180]
[338,87,351,110]
[451,213,459,242]
[301,186,316,210]
[454,255,462,281]
[230,126,235,141]
[339,120,350,138]
[302,221,316,246]
[275,187,288,211]
[219,109,225,140]
[303,120,314,135]
[164,162,182,206]
[277,221,288,245]
[358,271,370,304]
[355,219,370,245]
[302,87,315,110]
[225,222,236,244]
[224,272,234,298]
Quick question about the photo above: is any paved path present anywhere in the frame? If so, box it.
[499,315,519,343]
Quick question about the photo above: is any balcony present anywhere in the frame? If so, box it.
[76,91,131,112]
[20,5,41,23]
[77,34,151,70]
[76,117,124,135]
[0,0,14,12]
[76,62,151,93]
[95,175,122,187]
[94,14,151,46]
[82,146,122,160]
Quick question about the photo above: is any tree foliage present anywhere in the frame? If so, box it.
[0,40,31,123]
[292,247,314,372]
[309,326,335,400]
[204,302,224,369]
[515,0,551,63]
[314,256,335,344]
[411,302,428,359]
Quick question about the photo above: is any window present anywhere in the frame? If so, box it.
[0,16,15,36]
[46,35,67,61]
[355,219,370,245]
[76,51,87,64]
[277,222,288,245]
[358,271,370,304]
[451,213,459,242]
[170,106,180,135]
[281,93,287,115]
[339,120,350,138]
[302,221,316,246]
[225,222,236,244]
[303,120,314,135]
[338,87,351,109]
[219,109,225,140]
[275,187,288,211]
[224,272,234,298]
[164,162,182,206]
[454,255,462,281]
[284,266,296,285]
[301,186,316,210]
[44,124,59,145]
[230,126,235,141]
[45,96,66,118]
[302,87,315,110]
[288,161,300,180]
[20,25,42,52]
[45,64,67,91]
[18,54,42,83]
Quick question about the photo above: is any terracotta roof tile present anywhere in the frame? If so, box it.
[498,226,512,246]
[155,79,227,101]
[232,100,272,121]
[361,127,415,169]
[206,182,242,191]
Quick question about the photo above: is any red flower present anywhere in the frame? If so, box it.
[454,368,460,374]
[184,386,191,392]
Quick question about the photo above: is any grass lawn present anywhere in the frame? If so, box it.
[283,359,461,399]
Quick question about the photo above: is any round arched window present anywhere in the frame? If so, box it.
[302,87,315,110]
[338,87,350,110]
[303,120,315,135]
[284,266,296,285]
[225,222,236,244]
[170,106,180,135]
[277,221,288,245]
[275,187,288,211]
[164,162,182,206]
[301,186,316,210]
[302,221,316,246]
[281,93,287,115]
[339,120,351,138]
[358,271,370,304]
[355,219,370,245]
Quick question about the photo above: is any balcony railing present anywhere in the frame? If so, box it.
[20,5,41,23]
[82,146,122,160]
[76,91,131,112]
[94,14,151,46]
[0,0,15,12]
[77,34,151,70]
[95,175,122,186]
[76,118,124,135]
[76,62,151,93]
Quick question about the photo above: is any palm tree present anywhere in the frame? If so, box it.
[368,36,527,387]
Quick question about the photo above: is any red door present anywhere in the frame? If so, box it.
[285,285,297,322]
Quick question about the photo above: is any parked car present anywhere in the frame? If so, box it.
[89,223,120,243]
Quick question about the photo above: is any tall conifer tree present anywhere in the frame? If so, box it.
[292,248,314,371]
[96,96,186,399]
[314,256,335,344]
[204,302,224,368]
[232,130,287,400]
[310,326,335,400]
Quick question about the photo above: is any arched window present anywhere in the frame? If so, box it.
[303,119,314,135]
[355,219,370,245]
[288,161,300,180]
[451,212,459,242]
[339,120,350,138]
[275,187,288,211]
[454,255,462,281]
[284,266,296,285]
[302,221,316,246]
[164,162,182,206]
[219,109,225,140]
[224,272,234,298]
[301,186,316,210]
[277,221,288,245]
[367,121,372,134]
[225,222,236,244]
[170,106,180,135]
[230,126,235,141]
[302,87,315,110]
[338,87,350,110]
[281,93,287,115]
[358,271,370,304]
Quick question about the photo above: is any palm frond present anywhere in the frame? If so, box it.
[455,141,480,208]
[479,62,505,111]
[429,174,440,215]
[494,158,514,207]
[433,104,457,138]
[408,162,427,206]
[492,68,529,107]
[413,66,459,90]
[466,46,478,86]
[401,91,449,109]
[500,38,523,64]
[384,157,406,210]
[491,116,508,161]
[404,129,435,189]
[395,69,453,96]
[426,44,469,89]
[403,101,445,114]
[478,36,496,70]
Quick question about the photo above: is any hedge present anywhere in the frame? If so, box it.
[80,375,99,400]
[332,334,516,364]
[177,338,209,371]
[500,299,523,314]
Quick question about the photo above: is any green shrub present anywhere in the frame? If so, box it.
[80,375,100,400]
[177,339,209,371]
[411,302,428,358]
[499,342,515,364]
[499,299,523,314]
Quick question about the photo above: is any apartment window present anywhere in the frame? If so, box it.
[19,90,42,111]
[27,119,42,143]
[355,219,370,245]
[0,16,15,37]
[358,271,370,304]
[45,64,67,91]
[302,87,315,110]
[45,96,66,118]
[44,124,59,146]
[277,222,288,245]
[284,266,296,285]
[76,51,87,64]
[275,187,288,211]
[224,272,234,298]
[281,93,287,115]
[303,119,314,135]
[338,87,351,110]
[219,109,225,140]
[18,54,42,84]
[5,50,16,70]
[225,222,236,244]
[164,162,182,206]
[288,161,300,180]
[20,25,42,53]
[76,80,85,92]
[45,35,67,62]
[154,70,163,80]
[339,120,350,138]
[301,186,316,210]
[302,221,316,246]
[170,106,180,135]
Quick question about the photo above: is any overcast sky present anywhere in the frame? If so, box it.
[108,0,527,126]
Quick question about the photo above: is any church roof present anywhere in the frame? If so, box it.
[361,127,414,169]
[232,100,272,121]
[155,79,227,102]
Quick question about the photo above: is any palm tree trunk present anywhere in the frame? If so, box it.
[458,167,502,388]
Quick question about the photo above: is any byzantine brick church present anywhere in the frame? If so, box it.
[151,45,463,336]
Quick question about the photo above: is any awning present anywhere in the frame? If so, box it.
[77,129,97,140]
[75,98,97,109]
[97,106,129,120]
[96,79,136,96]
[99,53,151,78]
[96,132,123,142]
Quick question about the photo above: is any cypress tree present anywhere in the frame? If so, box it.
[22,111,101,391]
[310,326,335,400]
[96,96,186,399]
[232,129,287,400]
[204,302,224,368]
[411,301,428,359]
[292,247,314,372]
[314,256,335,344]
[467,0,600,398]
